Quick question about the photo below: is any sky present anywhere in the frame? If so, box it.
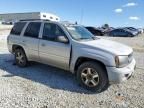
[0,0,143,27]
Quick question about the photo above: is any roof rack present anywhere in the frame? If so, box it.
[19,19,50,21]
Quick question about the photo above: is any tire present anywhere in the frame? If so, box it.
[14,49,28,67]
[112,34,116,37]
[76,61,108,92]
[129,34,134,37]
[97,32,101,36]
[109,33,114,37]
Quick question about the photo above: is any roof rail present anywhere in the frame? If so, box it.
[60,21,75,26]
[19,19,50,21]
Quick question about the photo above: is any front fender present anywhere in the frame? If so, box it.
[70,48,115,73]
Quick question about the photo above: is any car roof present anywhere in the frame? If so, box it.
[112,28,125,31]
[19,19,58,23]
[18,20,78,27]
[85,26,101,30]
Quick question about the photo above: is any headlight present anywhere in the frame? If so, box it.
[115,56,129,68]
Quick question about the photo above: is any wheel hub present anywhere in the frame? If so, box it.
[87,74,93,80]
[16,52,24,64]
[81,68,99,87]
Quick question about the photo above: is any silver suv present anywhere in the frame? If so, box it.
[7,20,136,92]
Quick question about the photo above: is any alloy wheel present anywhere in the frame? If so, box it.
[81,68,99,87]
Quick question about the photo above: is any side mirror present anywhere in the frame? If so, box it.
[57,36,69,43]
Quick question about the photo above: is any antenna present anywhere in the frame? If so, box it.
[80,9,84,24]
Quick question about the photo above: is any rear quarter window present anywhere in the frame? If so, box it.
[10,22,26,35]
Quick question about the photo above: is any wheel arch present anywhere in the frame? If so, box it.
[12,44,25,54]
[74,57,108,76]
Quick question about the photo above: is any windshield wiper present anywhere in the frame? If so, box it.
[92,36,100,40]
[77,37,94,40]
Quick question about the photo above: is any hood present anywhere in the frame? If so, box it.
[125,29,138,35]
[131,31,138,35]
[80,39,133,55]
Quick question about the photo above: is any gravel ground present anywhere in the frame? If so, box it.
[0,30,144,108]
[0,25,13,31]
[98,35,144,52]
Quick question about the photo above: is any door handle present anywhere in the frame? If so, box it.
[41,43,46,47]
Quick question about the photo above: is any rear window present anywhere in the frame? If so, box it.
[10,22,26,35]
[24,22,41,38]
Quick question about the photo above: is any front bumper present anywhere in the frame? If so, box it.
[106,59,136,84]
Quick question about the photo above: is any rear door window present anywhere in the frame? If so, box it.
[10,22,26,35]
[24,22,41,38]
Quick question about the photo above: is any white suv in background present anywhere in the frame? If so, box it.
[7,20,136,92]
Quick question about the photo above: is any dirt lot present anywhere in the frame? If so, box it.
[0,29,144,108]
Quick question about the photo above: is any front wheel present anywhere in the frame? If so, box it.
[14,49,28,67]
[76,61,109,92]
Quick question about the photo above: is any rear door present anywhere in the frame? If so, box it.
[8,22,26,53]
[112,29,121,36]
[119,29,128,37]
[39,22,71,70]
[21,22,41,61]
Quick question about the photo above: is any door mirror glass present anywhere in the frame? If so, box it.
[57,36,69,43]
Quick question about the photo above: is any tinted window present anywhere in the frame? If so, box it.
[43,15,46,18]
[115,29,120,32]
[50,17,53,19]
[86,27,93,31]
[120,31,128,36]
[10,22,26,35]
[24,22,41,38]
[43,23,66,41]
[113,29,128,36]
[113,29,120,34]
[90,28,97,34]
[86,27,98,35]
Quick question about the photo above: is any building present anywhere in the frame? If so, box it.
[0,12,60,24]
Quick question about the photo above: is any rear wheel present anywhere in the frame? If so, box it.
[129,34,134,37]
[77,61,108,92]
[14,49,28,67]
[109,33,114,37]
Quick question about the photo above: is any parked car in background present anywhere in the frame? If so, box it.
[138,28,144,34]
[85,27,104,36]
[125,27,137,31]
[108,28,136,37]
[97,27,115,35]
[124,27,139,35]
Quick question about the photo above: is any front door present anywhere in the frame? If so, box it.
[39,23,71,70]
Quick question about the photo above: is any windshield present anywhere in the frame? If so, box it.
[65,25,95,40]
[126,27,136,31]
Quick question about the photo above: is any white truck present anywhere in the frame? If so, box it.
[0,12,60,24]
